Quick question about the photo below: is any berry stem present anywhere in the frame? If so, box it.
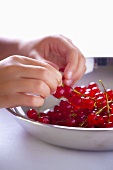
[99,80,110,113]
[74,89,95,100]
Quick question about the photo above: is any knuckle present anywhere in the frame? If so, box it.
[6,65,17,74]
[6,56,23,74]
[42,62,51,70]
[41,67,49,78]
[36,81,44,92]
[36,81,50,98]
[50,83,57,92]
[33,80,41,91]
[70,48,78,56]
[38,81,44,91]
[10,55,20,62]
[26,96,44,107]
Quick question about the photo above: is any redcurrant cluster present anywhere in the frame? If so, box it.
[26,81,113,128]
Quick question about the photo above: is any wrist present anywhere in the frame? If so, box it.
[0,38,22,60]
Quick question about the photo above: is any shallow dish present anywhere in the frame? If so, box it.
[7,57,113,151]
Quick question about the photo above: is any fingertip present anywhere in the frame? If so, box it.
[63,79,73,86]
[67,71,73,79]
[58,79,62,87]
[63,63,74,80]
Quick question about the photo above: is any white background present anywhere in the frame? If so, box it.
[0,0,113,57]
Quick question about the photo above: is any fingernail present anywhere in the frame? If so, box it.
[65,79,73,86]
[67,71,73,79]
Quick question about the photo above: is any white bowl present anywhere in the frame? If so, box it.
[7,57,113,151]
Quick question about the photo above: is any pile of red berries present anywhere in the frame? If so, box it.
[26,81,113,128]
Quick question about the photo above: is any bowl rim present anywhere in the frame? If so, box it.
[6,107,113,132]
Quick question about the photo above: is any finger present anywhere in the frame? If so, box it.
[56,34,83,55]
[26,59,62,86]
[0,79,51,98]
[0,93,45,108]
[2,56,62,87]
[28,50,60,70]
[64,55,86,86]
[48,35,86,83]
[9,55,60,74]
[62,49,86,84]
[15,55,59,71]
[11,56,62,87]
[19,65,62,90]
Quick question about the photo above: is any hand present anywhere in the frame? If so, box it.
[19,35,86,86]
[0,55,62,108]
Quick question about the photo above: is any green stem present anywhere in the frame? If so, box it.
[99,80,110,113]
[73,89,95,100]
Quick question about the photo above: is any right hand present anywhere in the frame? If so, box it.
[0,55,62,108]
[19,35,86,86]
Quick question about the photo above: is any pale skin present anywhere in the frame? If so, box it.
[0,34,86,108]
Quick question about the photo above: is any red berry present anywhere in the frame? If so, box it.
[87,113,97,126]
[96,115,104,126]
[63,85,72,98]
[106,89,113,99]
[53,86,65,98]
[74,85,86,94]
[66,118,76,127]
[88,82,98,89]
[26,80,113,129]
[59,68,65,72]
[82,97,94,109]
[110,103,113,114]
[27,109,38,120]
[106,122,113,128]
[109,114,113,122]
[68,95,82,108]
[90,87,100,97]
[38,117,50,124]
[103,115,109,123]
[96,96,107,108]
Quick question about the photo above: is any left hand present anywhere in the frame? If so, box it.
[19,34,86,86]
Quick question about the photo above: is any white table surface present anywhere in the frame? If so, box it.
[0,108,113,170]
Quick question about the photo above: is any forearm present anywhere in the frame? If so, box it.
[0,37,22,60]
